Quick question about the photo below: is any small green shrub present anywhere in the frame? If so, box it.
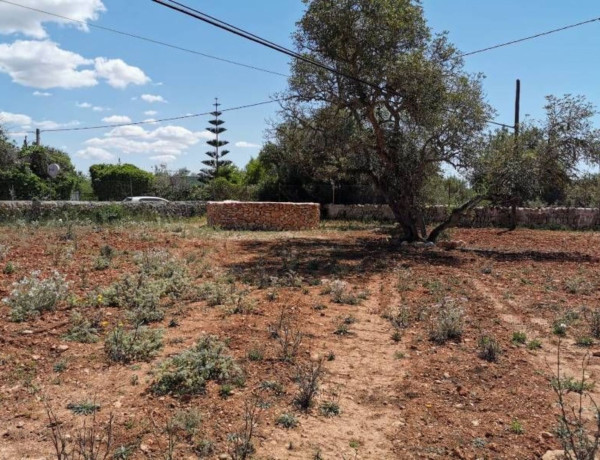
[552,376,594,394]
[64,311,99,343]
[94,256,110,271]
[67,400,100,415]
[276,413,298,429]
[220,384,234,398]
[429,303,464,344]
[3,261,15,274]
[104,326,163,364]
[478,334,501,362]
[334,323,350,336]
[259,380,285,395]
[512,331,527,345]
[247,348,264,361]
[527,339,542,350]
[4,270,68,322]
[53,360,68,373]
[552,321,568,336]
[151,335,242,396]
[172,408,203,438]
[294,359,324,411]
[510,418,524,434]
[319,400,340,417]
[575,336,594,347]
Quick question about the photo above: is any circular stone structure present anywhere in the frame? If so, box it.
[206,201,320,231]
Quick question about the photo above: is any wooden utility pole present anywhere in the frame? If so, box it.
[35,128,40,146]
[514,79,520,139]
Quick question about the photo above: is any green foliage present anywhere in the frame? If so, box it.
[552,376,594,395]
[510,419,524,435]
[293,359,324,411]
[527,339,542,350]
[64,311,99,343]
[4,270,68,322]
[478,334,502,362]
[319,400,341,417]
[511,331,527,345]
[151,335,242,396]
[90,163,154,201]
[67,400,100,416]
[104,326,163,364]
[429,303,464,344]
[276,413,298,429]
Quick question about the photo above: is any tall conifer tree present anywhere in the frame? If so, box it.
[200,98,231,181]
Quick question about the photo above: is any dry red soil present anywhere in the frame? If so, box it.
[1,221,600,459]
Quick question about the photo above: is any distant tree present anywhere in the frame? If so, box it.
[471,95,600,218]
[152,165,201,200]
[284,0,491,241]
[90,163,154,201]
[0,126,18,170]
[200,98,232,182]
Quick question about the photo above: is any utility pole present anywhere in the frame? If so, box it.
[514,79,520,140]
[35,128,40,146]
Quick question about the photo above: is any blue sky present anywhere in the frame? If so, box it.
[0,0,598,175]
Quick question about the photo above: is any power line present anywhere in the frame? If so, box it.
[7,99,282,135]
[459,16,600,57]
[0,0,288,78]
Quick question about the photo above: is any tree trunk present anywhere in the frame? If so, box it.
[508,202,517,230]
[427,196,484,242]
[389,200,423,242]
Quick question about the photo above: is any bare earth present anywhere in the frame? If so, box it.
[1,221,599,459]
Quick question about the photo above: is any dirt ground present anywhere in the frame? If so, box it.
[1,220,600,460]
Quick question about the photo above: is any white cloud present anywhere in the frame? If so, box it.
[235,141,260,148]
[0,40,150,90]
[150,155,177,163]
[36,120,80,130]
[33,91,52,97]
[94,58,150,89]
[76,147,115,161]
[0,0,106,39]
[77,102,92,108]
[83,124,211,159]
[92,106,108,112]
[102,115,132,124]
[0,40,96,89]
[0,110,78,131]
[144,110,158,116]
[141,94,166,104]
[0,111,31,127]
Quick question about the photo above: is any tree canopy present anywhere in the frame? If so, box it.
[283,0,491,240]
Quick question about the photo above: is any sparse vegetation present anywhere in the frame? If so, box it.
[151,335,242,396]
[276,413,298,428]
[512,331,527,345]
[4,270,68,322]
[478,334,502,362]
[429,302,464,344]
[104,325,163,364]
[294,359,324,411]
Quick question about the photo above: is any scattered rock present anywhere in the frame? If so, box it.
[542,450,565,460]
[443,372,450,379]
[16,421,24,429]
[540,431,554,440]
[31,355,41,361]
[21,330,34,335]
[218,454,231,460]
[57,345,69,352]
[592,351,600,357]
[140,444,150,453]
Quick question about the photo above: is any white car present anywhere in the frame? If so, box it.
[122,196,169,203]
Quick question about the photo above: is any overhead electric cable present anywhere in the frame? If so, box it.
[0,0,288,77]
[8,100,281,135]
[460,16,600,57]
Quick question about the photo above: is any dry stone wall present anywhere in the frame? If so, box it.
[207,201,320,230]
[0,201,206,222]
[324,204,600,230]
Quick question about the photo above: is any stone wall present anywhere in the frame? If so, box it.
[0,201,206,222]
[207,201,320,230]
[324,204,600,230]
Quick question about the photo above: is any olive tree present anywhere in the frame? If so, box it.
[282,0,491,241]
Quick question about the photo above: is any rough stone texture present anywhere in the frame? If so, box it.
[0,201,206,222]
[207,201,320,231]
[324,204,600,230]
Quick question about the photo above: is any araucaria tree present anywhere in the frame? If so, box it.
[200,98,231,182]
[282,0,492,241]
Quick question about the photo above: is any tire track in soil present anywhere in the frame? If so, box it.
[465,272,600,425]
[259,277,403,459]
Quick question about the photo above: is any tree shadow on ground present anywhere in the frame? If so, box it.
[459,248,598,263]
[226,236,463,286]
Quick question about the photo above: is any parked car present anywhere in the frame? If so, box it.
[122,196,169,203]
